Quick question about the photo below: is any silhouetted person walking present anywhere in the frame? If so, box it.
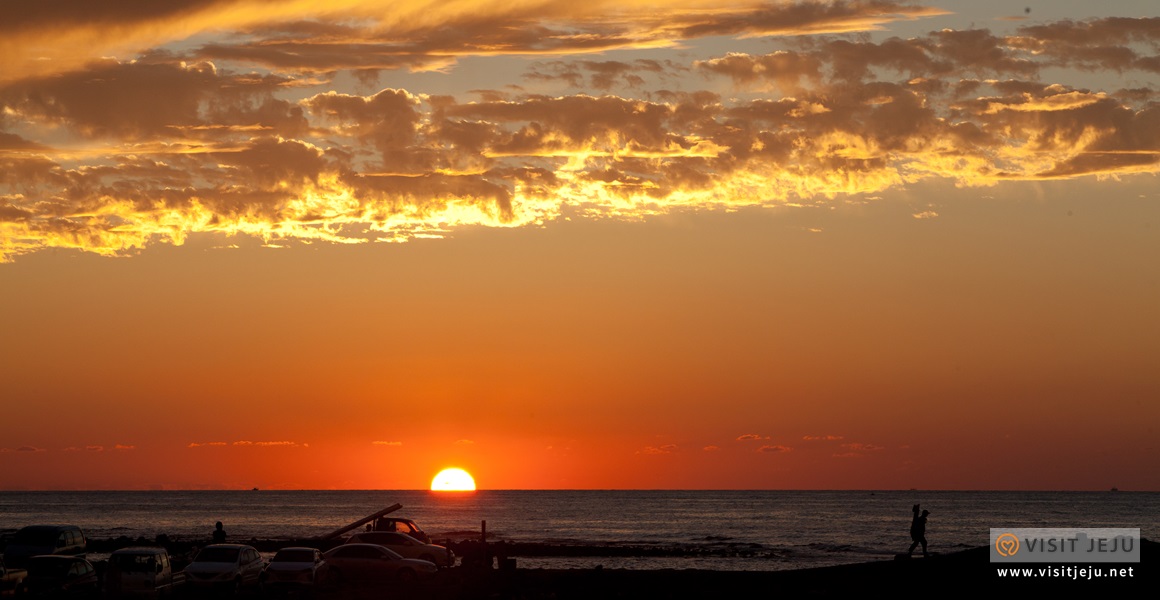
[908,504,929,557]
[212,521,227,544]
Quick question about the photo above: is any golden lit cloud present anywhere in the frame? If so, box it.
[640,444,679,454]
[757,445,792,453]
[3,12,1159,262]
[841,443,884,452]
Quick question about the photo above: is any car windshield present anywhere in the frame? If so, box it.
[272,550,315,563]
[194,547,239,563]
[112,554,156,572]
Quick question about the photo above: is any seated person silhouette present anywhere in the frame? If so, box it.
[212,521,227,544]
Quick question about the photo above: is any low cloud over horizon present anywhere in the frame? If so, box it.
[188,440,304,448]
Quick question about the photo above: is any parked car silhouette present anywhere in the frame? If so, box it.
[346,532,454,567]
[369,517,430,543]
[322,544,436,584]
[183,544,264,593]
[261,547,328,592]
[0,556,28,596]
[24,555,98,597]
[106,547,182,598]
[3,525,86,569]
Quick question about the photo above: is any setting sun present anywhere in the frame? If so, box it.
[431,468,476,491]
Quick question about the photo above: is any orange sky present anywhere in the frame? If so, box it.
[2,1,1159,490]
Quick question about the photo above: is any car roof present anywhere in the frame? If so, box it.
[327,543,400,556]
[29,555,88,563]
[112,547,167,554]
[16,525,80,533]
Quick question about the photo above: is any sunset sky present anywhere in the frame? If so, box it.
[2,1,1158,491]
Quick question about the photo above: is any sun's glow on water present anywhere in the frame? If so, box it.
[431,468,476,491]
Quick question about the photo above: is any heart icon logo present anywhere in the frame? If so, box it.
[995,533,1020,557]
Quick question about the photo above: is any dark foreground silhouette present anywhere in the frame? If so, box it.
[77,537,1154,599]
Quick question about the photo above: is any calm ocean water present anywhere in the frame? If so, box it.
[2,490,1157,571]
